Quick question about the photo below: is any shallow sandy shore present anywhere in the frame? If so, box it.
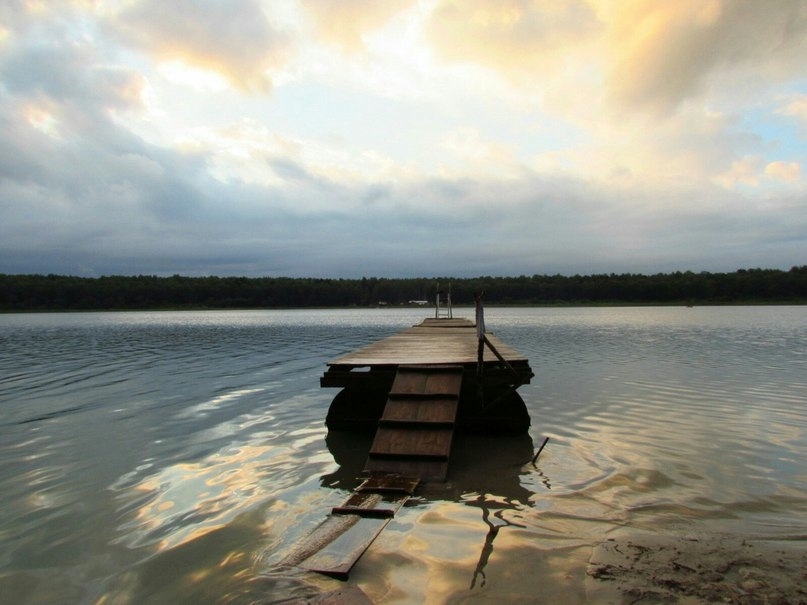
[585,533,807,604]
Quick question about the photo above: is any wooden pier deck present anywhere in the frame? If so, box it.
[325,317,528,368]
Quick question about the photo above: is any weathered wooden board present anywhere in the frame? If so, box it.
[282,475,418,580]
[389,366,464,395]
[381,397,458,423]
[370,427,454,457]
[292,498,407,579]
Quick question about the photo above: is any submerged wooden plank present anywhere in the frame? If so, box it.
[356,474,420,494]
[285,493,409,579]
[363,457,448,482]
[331,506,395,518]
[283,474,419,579]
[297,515,394,578]
[288,585,374,605]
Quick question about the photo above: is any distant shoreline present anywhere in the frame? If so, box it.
[2,301,806,314]
[2,269,806,312]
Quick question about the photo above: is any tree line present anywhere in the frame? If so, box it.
[1,267,806,311]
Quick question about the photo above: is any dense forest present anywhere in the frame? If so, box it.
[1,267,806,311]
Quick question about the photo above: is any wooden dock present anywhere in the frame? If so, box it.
[283,315,534,579]
[322,317,533,434]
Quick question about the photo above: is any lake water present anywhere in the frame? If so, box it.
[1,306,806,604]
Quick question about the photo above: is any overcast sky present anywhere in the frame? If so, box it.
[1,1,806,278]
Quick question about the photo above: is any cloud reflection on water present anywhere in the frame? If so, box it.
[111,430,332,553]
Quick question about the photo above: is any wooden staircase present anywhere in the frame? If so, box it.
[282,365,464,578]
[365,365,463,481]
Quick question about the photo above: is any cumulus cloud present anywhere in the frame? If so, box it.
[424,0,807,119]
[602,0,807,116]
[104,0,292,93]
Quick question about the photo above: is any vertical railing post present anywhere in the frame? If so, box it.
[475,292,485,400]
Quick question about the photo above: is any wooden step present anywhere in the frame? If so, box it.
[363,365,463,482]
[369,426,453,458]
[389,366,463,395]
[381,397,458,423]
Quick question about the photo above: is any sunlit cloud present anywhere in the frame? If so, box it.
[779,94,807,128]
[156,61,229,93]
[600,0,807,116]
[426,0,599,84]
[104,0,292,93]
[714,157,764,189]
[23,103,61,138]
[300,0,415,52]
[765,161,802,183]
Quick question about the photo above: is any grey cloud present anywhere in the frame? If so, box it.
[2,152,805,277]
[1,53,803,280]
[267,157,332,191]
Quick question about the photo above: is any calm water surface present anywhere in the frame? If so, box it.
[1,307,805,604]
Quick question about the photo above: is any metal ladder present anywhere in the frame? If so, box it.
[435,283,452,318]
